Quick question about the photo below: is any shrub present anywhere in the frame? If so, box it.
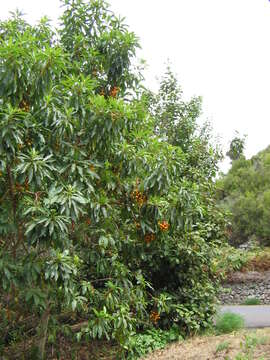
[127,326,183,359]
[243,249,270,272]
[215,312,245,334]
[242,297,261,306]
[216,246,249,276]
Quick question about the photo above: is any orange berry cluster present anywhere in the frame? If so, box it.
[150,311,160,324]
[110,86,119,98]
[158,221,170,232]
[131,189,147,207]
[144,233,155,244]
[85,218,91,225]
[19,99,30,112]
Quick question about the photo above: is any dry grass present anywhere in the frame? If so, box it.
[143,328,270,360]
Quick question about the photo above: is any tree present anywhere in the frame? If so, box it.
[0,2,226,358]
[217,145,270,246]
[145,68,222,181]
[226,132,246,161]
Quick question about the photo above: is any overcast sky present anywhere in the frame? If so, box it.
[2,0,270,172]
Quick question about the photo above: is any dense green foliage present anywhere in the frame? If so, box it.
[127,326,183,359]
[0,1,226,358]
[215,312,244,334]
[226,132,246,162]
[217,146,270,246]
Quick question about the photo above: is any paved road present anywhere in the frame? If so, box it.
[219,305,270,328]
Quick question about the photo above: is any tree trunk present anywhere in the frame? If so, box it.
[38,305,50,360]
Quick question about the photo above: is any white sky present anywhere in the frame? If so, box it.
[2,0,270,172]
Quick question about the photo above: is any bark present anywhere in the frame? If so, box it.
[38,305,50,360]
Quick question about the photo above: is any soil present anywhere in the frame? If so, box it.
[143,328,270,360]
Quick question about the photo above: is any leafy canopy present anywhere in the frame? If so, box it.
[217,145,270,246]
[0,1,226,358]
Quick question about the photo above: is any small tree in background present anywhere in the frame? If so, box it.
[226,131,246,161]
[0,1,226,358]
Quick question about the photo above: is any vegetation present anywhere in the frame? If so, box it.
[127,326,183,359]
[0,0,226,358]
[241,248,270,272]
[215,245,249,276]
[242,298,261,306]
[215,312,245,334]
[217,145,270,246]
[215,340,230,353]
[226,132,246,162]
[234,333,269,360]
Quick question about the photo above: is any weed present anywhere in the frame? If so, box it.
[215,312,244,334]
[215,340,230,353]
[233,333,269,360]
[242,297,261,305]
[127,326,183,359]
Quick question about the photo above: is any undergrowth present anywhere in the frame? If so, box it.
[215,312,245,334]
[126,326,183,359]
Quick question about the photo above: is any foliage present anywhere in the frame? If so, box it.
[213,245,249,278]
[226,132,246,162]
[241,248,270,272]
[217,146,270,246]
[0,1,226,358]
[145,67,222,180]
[242,297,261,305]
[127,326,183,359]
[217,246,270,275]
[215,312,244,334]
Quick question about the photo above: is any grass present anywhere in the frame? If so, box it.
[215,312,245,334]
[215,340,230,353]
[242,297,261,305]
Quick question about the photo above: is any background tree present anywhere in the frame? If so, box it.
[226,131,246,161]
[217,145,270,246]
[0,1,226,358]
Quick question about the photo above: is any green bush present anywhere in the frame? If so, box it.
[242,298,261,306]
[0,1,226,358]
[216,246,249,275]
[215,312,245,334]
[127,326,183,359]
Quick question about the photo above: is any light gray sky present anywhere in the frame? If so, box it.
[2,0,270,172]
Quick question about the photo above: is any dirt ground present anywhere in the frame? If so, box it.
[143,328,270,360]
